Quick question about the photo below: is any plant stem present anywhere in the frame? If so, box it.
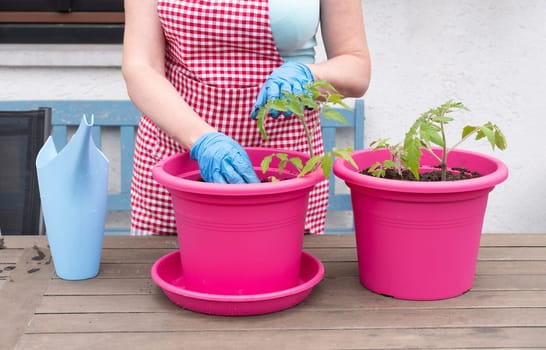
[450,130,477,150]
[439,122,448,181]
[300,115,314,158]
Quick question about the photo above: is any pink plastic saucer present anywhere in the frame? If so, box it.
[151,250,324,316]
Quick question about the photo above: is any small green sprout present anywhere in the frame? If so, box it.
[256,81,358,179]
[370,100,507,181]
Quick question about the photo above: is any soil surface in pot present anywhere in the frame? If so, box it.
[361,167,481,181]
[197,176,290,183]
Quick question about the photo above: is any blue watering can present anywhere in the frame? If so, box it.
[36,115,109,280]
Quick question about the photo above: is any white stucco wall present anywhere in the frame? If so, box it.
[360,0,546,234]
[1,0,545,233]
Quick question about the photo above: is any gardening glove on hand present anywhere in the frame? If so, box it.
[250,61,314,120]
[189,132,260,184]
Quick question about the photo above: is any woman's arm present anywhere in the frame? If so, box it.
[309,0,371,98]
[122,0,215,150]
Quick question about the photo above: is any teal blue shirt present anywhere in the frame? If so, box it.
[269,0,320,64]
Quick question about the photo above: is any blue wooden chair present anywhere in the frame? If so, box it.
[0,100,141,235]
[0,99,364,234]
[321,99,365,233]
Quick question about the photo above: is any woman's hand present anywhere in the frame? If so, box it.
[190,132,260,184]
[250,61,314,119]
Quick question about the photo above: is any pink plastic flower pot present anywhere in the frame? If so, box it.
[333,148,508,300]
[152,147,324,295]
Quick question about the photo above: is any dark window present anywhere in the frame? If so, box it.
[0,0,124,44]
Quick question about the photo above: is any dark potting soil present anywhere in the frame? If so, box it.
[360,167,482,181]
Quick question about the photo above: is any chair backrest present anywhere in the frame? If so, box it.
[0,99,364,235]
[320,99,365,233]
[0,107,51,235]
[0,100,140,235]
[47,101,141,212]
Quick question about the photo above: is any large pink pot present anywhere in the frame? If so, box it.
[152,147,323,295]
[333,148,508,300]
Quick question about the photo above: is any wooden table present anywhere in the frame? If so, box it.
[1,234,545,350]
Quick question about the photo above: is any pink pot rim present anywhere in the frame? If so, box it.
[152,147,324,196]
[333,148,509,194]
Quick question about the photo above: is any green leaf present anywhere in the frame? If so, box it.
[269,98,289,112]
[261,155,273,174]
[287,97,305,116]
[420,122,443,147]
[428,131,444,147]
[299,92,317,109]
[368,162,386,177]
[403,135,422,180]
[477,125,496,148]
[327,93,346,106]
[322,109,348,124]
[495,128,507,150]
[312,80,336,91]
[320,153,333,179]
[333,147,358,170]
[431,115,454,124]
[383,159,396,168]
[462,125,479,139]
[300,155,321,177]
[289,157,303,170]
[369,138,391,149]
[276,153,288,174]
[368,162,381,172]
[256,108,268,141]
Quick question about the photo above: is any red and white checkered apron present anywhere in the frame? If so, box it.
[131,0,329,235]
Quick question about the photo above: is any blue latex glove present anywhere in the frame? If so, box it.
[189,132,260,184]
[250,61,314,120]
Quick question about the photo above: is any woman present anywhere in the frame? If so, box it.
[122,0,371,235]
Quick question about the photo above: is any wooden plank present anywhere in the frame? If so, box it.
[478,247,546,260]
[473,274,546,291]
[15,327,546,350]
[94,260,354,279]
[323,260,546,279]
[476,260,546,275]
[36,289,546,314]
[1,263,18,278]
[98,246,546,265]
[46,278,159,295]
[100,247,358,264]
[310,233,546,248]
[5,233,546,250]
[37,294,175,314]
[0,248,24,264]
[102,236,178,249]
[25,307,546,333]
[480,233,546,247]
[100,248,175,264]
[304,234,357,248]
[2,236,48,249]
[96,263,153,278]
[0,246,53,350]
[44,271,546,299]
[3,235,179,249]
[312,246,546,263]
[89,260,546,280]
